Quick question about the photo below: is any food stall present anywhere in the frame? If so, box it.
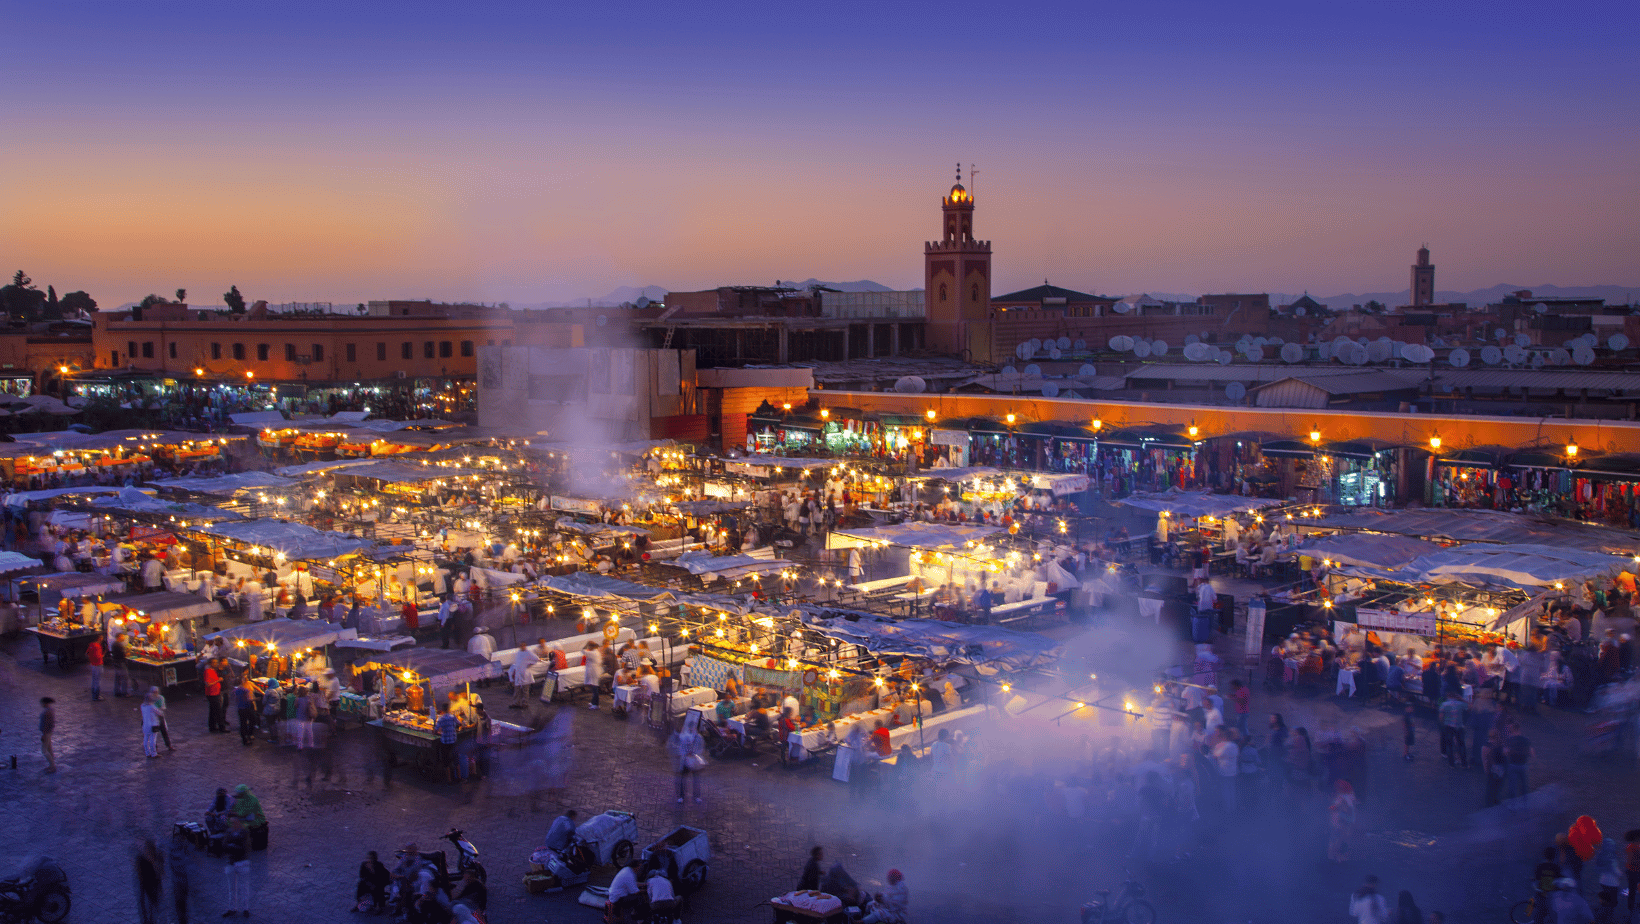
[114,592,223,690]
[359,649,503,775]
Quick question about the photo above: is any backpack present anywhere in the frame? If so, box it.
[262,690,282,717]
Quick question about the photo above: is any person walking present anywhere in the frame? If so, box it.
[437,596,455,650]
[1438,691,1469,769]
[668,724,705,804]
[1349,875,1388,924]
[203,660,226,733]
[135,837,164,924]
[168,830,192,924]
[234,678,259,746]
[222,816,251,917]
[152,687,175,751]
[86,636,105,701]
[39,697,57,774]
[1503,725,1534,801]
[141,690,164,758]
[111,632,132,697]
[581,641,601,710]
[508,645,538,709]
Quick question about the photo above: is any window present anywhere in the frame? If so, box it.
[423,341,435,359]
[439,341,452,358]
[127,341,137,358]
[142,342,154,359]
[284,343,296,361]
[400,342,411,360]
[211,343,221,360]
[345,343,356,362]
[257,344,270,361]
[460,340,473,357]
[375,343,385,361]
[111,350,120,366]
[232,343,245,360]
[313,344,324,362]
[168,342,177,359]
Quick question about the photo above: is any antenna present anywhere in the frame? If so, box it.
[969,164,978,193]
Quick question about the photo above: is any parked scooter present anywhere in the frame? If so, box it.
[0,857,71,924]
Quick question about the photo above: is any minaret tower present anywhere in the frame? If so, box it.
[924,164,993,361]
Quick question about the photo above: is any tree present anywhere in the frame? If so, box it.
[59,291,97,314]
[1365,300,1386,314]
[174,288,187,303]
[0,270,46,320]
[223,285,247,314]
[138,294,167,309]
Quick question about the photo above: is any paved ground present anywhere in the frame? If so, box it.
[1,566,1637,923]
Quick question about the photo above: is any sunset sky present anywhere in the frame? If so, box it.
[2,1,1635,307]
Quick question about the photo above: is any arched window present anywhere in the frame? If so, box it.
[971,283,980,303]
[938,283,948,302]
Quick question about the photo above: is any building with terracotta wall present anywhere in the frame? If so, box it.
[90,304,515,383]
[695,367,814,451]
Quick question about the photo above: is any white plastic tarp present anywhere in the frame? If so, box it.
[671,550,787,582]
[1339,543,1632,590]
[206,620,358,649]
[799,610,1061,673]
[723,457,832,476]
[4,486,151,508]
[1292,507,1640,556]
[193,520,374,561]
[904,466,1002,484]
[1300,534,1446,570]
[274,459,378,477]
[1031,473,1091,495]
[1116,490,1283,518]
[0,551,39,573]
[153,472,297,495]
[90,488,245,521]
[828,521,1004,551]
[537,572,676,603]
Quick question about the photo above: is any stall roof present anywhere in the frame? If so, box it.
[20,572,127,598]
[904,466,1003,483]
[88,488,245,521]
[274,459,379,477]
[118,591,222,623]
[722,457,834,473]
[361,648,502,689]
[192,520,375,560]
[206,620,358,649]
[1294,508,1640,556]
[831,521,1005,550]
[3,486,154,508]
[671,500,752,516]
[1341,543,1632,591]
[333,460,482,484]
[1299,534,1446,570]
[153,472,299,496]
[230,411,289,427]
[1116,490,1283,518]
[537,572,676,603]
[670,550,788,582]
[0,550,40,574]
[800,611,1061,673]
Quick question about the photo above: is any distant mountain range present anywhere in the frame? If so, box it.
[1290,283,1639,311]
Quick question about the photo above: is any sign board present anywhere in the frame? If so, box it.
[1354,607,1437,635]
[929,429,968,447]
[1244,597,1267,665]
[1032,474,1091,495]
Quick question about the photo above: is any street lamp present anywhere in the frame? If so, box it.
[1429,435,1442,452]
[1091,418,1103,431]
[1005,412,1016,426]
[819,408,829,419]
[1187,422,1199,440]
[925,408,937,421]
[1566,438,1579,458]
[1309,428,1321,445]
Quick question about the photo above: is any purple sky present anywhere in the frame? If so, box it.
[2,1,1635,306]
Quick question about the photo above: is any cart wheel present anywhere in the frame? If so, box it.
[36,887,70,924]
[611,840,633,866]
[707,740,728,760]
[681,860,706,890]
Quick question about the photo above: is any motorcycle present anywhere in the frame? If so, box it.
[412,829,486,892]
[0,857,70,924]
[1079,874,1155,924]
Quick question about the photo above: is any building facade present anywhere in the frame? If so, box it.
[924,169,994,362]
[1411,245,1436,307]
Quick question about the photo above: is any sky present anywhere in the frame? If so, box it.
[2,1,1636,307]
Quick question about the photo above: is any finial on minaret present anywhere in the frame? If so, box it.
[955,162,961,185]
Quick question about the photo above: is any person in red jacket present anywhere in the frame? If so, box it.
[86,637,105,701]
[401,599,419,634]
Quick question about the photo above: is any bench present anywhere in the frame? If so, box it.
[845,574,914,595]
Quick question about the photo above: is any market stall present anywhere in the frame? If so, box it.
[113,592,223,690]
[359,648,503,774]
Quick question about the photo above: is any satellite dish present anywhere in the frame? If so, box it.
[1001,365,1017,376]
[1530,352,1545,369]
[1185,342,1208,362]
[1245,345,1265,362]
[1348,343,1369,365]
[1449,348,1470,368]
[1367,341,1392,363]
[1078,363,1097,377]
[1574,345,1596,366]
[1403,344,1433,364]
[1534,302,1549,314]
[1494,329,1507,342]
[1184,334,1200,346]
[1133,341,1152,358]
[596,315,608,327]
[1504,345,1527,364]
[1375,336,1392,347]
[1217,351,1233,365]
[1113,301,1132,314]
[1049,347,1062,360]
[1225,382,1247,401]
[1611,334,1630,351]
[1481,345,1502,365]
[1152,340,1169,357]
[634,296,651,309]
[1031,338,1045,352]
[1056,336,1071,349]
[1514,333,1532,348]
[892,376,927,393]
[1024,364,1042,377]
[1270,337,1284,345]
[1015,342,1031,360]
[1316,343,1331,361]
[1295,306,1307,316]
[1073,339,1087,351]
[1549,348,1570,366]
[1108,336,1131,352]
[1281,343,1304,363]
[1041,383,1060,398]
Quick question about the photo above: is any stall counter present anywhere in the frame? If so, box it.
[23,625,100,668]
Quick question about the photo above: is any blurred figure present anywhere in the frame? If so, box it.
[134,837,163,924]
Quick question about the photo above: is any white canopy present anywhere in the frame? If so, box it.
[207,620,358,649]
[670,550,787,583]
[1340,543,1632,591]
[154,472,298,496]
[904,466,1003,484]
[1300,534,1446,570]
[1117,490,1283,518]
[829,521,1005,551]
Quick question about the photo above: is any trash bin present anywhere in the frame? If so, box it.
[1215,593,1236,634]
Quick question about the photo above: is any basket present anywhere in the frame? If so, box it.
[523,872,554,894]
